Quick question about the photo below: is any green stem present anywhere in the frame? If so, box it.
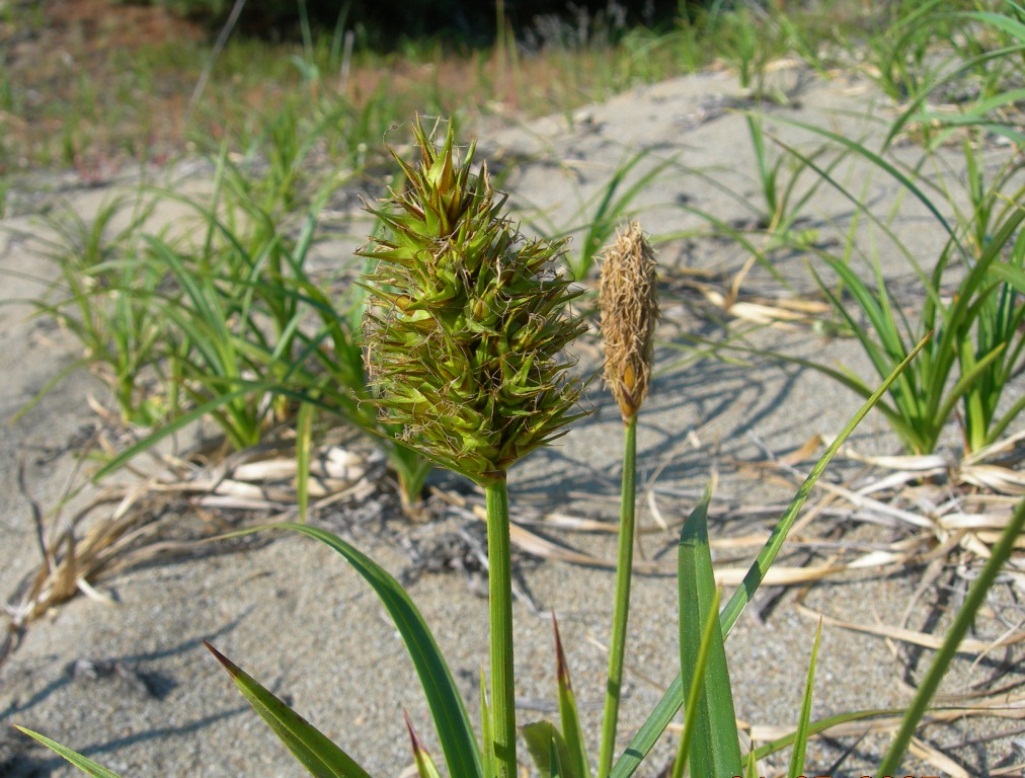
[598,414,638,778]
[485,475,516,778]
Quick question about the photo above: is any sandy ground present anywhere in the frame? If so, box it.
[2,63,1024,777]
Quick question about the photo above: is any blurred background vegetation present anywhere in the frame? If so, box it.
[0,0,984,183]
[134,0,686,43]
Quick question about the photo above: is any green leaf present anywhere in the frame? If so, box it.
[718,336,930,634]
[9,356,92,424]
[573,149,674,280]
[275,523,483,778]
[552,616,590,778]
[92,383,269,481]
[908,88,1025,127]
[205,642,373,778]
[550,734,565,778]
[676,485,743,777]
[767,116,961,254]
[523,721,578,778]
[787,619,822,778]
[14,727,124,778]
[750,707,903,761]
[744,750,760,778]
[671,584,722,778]
[956,10,1025,42]
[990,261,1025,294]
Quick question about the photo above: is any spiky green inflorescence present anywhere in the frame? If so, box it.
[361,120,587,486]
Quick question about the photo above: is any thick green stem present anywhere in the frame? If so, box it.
[598,414,638,778]
[485,475,516,778]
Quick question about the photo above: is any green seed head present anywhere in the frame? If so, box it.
[361,119,587,485]
[599,221,660,422]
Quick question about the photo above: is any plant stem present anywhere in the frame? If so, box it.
[485,475,517,778]
[598,414,638,778]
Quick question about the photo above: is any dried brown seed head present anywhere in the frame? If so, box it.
[599,221,660,422]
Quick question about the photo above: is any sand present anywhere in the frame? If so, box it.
[2,62,1023,777]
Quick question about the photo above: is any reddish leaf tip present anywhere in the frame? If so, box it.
[404,710,426,754]
[551,611,571,689]
[203,641,241,678]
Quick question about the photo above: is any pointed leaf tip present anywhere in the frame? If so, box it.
[404,710,425,754]
[204,640,241,678]
[550,612,589,778]
[205,638,376,778]
[405,710,443,778]
[551,611,571,689]
[14,726,125,778]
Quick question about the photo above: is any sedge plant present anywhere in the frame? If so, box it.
[676,99,1025,457]
[16,119,1025,778]
[39,111,396,602]
[46,140,434,513]
[884,4,1025,152]
[359,117,587,777]
[797,120,1024,455]
[595,221,659,777]
[743,112,847,246]
[9,195,170,428]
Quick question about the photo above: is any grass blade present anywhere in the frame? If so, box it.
[885,43,1025,147]
[787,618,822,778]
[9,357,91,424]
[550,736,565,778]
[92,384,269,481]
[405,713,443,778]
[670,584,722,778]
[990,259,1025,294]
[523,721,577,778]
[275,523,483,778]
[767,115,961,255]
[676,484,742,777]
[749,707,904,761]
[719,334,929,634]
[13,727,125,778]
[205,642,373,778]
[553,615,590,778]
[574,150,673,281]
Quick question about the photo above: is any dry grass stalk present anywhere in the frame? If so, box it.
[2,442,381,665]
[734,692,1025,777]
[795,595,1025,654]
[456,492,874,582]
[599,220,659,421]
